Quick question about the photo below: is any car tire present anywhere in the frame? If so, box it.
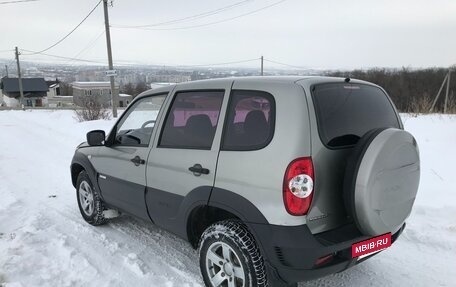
[343,127,387,223]
[198,220,268,287]
[76,170,107,226]
[343,127,420,236]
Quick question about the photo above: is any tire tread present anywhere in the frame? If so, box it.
[76,171,107,226]
[198,220,268,287]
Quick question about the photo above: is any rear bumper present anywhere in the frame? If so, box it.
[247,222,405,284]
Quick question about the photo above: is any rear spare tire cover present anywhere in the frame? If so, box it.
[344,128,420,236]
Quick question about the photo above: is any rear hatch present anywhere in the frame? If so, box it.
[298,79,402,234]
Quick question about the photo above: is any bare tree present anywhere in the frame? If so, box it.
[409,93,433,115]
[120,82,135,96]
[74,95,111,122]
[59,82,73,96]
[327,67,454,113]
[134,81,148,97]
[447,92,456,114]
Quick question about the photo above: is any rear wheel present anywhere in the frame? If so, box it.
[76,171,107,226]
[198,220,267,287]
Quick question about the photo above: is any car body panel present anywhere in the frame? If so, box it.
[145,79,233,224]
[92,145,151,220]
[214,79,311,226]
[88,86,174,219]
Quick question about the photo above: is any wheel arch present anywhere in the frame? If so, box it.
[70,151,100,194]
[71,163,85,187]
[186,188,269,248]
[186,205,241,248]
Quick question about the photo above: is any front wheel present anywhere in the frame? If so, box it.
[198,220,268,287]
[76,170,107,226]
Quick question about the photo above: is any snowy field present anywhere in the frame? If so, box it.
[0,110,455,287]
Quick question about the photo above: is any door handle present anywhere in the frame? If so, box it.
[131,156,145,166]
[188,164,210,176]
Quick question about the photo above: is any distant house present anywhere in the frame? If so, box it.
[0,77,49,107]
[119,94,133,108]
[46,79,73,108]
[46,80,60,98]
[72,81,119,107]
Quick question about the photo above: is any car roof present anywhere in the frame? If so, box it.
[136,76,377,99]
[177,75,374,85]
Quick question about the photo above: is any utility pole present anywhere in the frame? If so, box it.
[103,0,118,118]
[431,68,454,113]
[15,47,24,108]
[5,65,8,77]
[260,56,264,76]
[443,69,451,114]
[430,73,448,113]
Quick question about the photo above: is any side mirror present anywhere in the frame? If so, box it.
[87,130,106,146]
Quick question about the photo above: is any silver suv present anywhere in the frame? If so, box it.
[70,76,420,287]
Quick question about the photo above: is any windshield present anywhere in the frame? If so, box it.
[114,94,167,146]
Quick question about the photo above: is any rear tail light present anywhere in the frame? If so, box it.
[283,157,314,216]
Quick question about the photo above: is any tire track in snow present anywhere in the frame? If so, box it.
[46,205,203,286]
[0,111,202,286]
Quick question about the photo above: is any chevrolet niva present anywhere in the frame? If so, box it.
[71,76,420,287]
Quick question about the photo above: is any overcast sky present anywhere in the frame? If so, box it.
[0,0,455,69]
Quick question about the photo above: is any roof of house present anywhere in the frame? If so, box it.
[72,81,119,89]
[46,79,60,88]
[1,77,49,93]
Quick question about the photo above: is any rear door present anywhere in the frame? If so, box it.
[298,80,402,233]
[91,91,169,220]
[145,80,231,234]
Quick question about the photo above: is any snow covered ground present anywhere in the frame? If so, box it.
[0,110,455,287]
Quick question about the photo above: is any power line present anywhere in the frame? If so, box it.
[175,58,260,68]
[112,0,252,28]
[19,38,260,69]
[16,48,301,71]
[18,49,260,68]
[113,0,288,31]
[136,0,287,31]
[0,0,39,5]
[7,58,16,66]
[22,0,102,55]
[109,58,260,68]
[20,48,107,64]
[20,49,141,67]
[66,29,105,65]
[264,58,308,69]
[3,58,16,76]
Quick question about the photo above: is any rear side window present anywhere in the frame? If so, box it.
[159,90,224,149]
[222,90,275,150]
[312,83,400,148]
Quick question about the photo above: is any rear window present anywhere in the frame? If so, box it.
[312,83,400,148]
[222,90,275,150]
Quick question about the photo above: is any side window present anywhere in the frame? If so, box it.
[222,90,275,150]
[114,94,167,146]
[159,90,224,149]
